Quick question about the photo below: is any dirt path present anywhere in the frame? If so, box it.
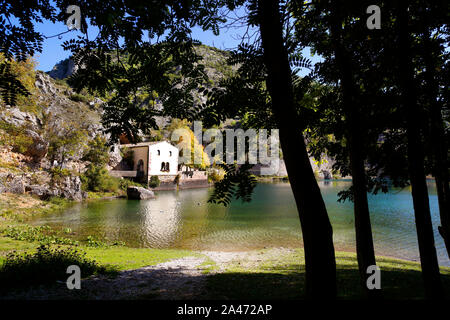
[2,248,295,300]
[3,256,208,300]
[201,247,295,270]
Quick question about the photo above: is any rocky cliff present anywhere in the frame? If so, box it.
[0,70,106,200]
[0,45,236,200]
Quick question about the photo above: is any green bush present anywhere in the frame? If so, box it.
[69,93,88,103]
[118,178,145,191]
[50,167,72,178]
[0,244,114,294]
[82,135,110,166]
[0,121,33,154]
[149,175,160,188]
[81,164,119,192]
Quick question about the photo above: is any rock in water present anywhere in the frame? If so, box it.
[127,186,155,200]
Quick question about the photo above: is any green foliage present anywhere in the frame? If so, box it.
[81,164,119,193]
[117,178,145,191]
[69,93,89,103]
[86,235,106,248]
[53,78,69,87]
[84,235,124,248]
[149,175,160,188]
[82,135,110,166]
[208,163,257,206]
[0,244,112,293]
[57,0,236,143]
[0,54,38,111]
[0,121,33,154]
[2,225,79,246]
[46,123,88,168]
[49,167,72,178]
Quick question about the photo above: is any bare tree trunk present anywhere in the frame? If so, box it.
[422,30,450,259]
[329,1,378,298]
[257,0,336,298]
[396,4,443,298]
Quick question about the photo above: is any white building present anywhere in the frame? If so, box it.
[117,141,179,183]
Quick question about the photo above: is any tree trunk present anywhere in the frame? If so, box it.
[396,4,443,298]
[422,30,450,259]
[256,0,336,298]
[329,1,378,298]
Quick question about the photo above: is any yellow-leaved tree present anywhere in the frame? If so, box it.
[0,54,37,113]
[165,119,210,170]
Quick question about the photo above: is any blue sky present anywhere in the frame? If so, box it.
[34,21,250,71]
[33,12,322,75]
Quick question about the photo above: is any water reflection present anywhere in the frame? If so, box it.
[28,181,449,266]
[140,194,182,248]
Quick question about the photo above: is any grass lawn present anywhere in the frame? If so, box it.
[83,246,198,271]
[204,248,450,299]
[0,237,196,272]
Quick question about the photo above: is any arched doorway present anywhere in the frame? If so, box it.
[136,159,145,181]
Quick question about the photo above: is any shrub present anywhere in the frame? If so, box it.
[0,121,33,154]
[0,244,114,294]
[50,167,72,178]
[82,135,110,166]
[118,178,145,191]
[149,175,160,188]
[81,164,119,192]
[69,93,88,103]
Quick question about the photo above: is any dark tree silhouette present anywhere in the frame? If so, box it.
[394,2,443,298]
[0,0,56,105]
[255,0,336,298]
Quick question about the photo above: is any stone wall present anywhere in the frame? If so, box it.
[153,174,178,191]
[150,170,210,191]
[179,170,210,189]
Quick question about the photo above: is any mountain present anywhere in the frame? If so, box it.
[46,44,234,83]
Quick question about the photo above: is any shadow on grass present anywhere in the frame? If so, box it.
[205,266,450,300]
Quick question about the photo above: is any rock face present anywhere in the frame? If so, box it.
[0,106,40,129]
[127,186,155,200]
[0,173,25,194]
[108,144,122,169]
[53,175,85,201]
[24,129,49,162]
[0,172,86,201]
[47,58,77,80]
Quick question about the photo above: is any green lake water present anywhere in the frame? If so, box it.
[29,181,449,266]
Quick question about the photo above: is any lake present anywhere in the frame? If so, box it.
[29,181,449,266]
